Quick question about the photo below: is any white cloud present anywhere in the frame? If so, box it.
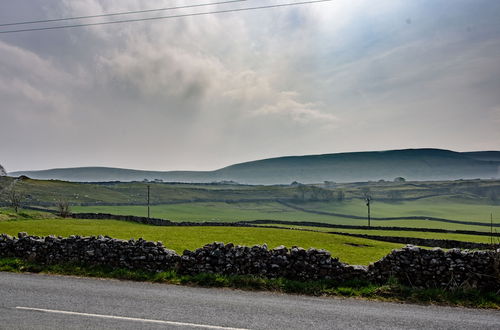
[252,92,336,125]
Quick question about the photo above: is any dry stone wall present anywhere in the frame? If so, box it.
[179,242,366,282]
[0,233,498,291]
[369,245,499,291]
[330,232,499,250]
[0,232,179,272]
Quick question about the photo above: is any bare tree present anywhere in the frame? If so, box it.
[56,199,71,218]
[0,164,6,176]
[362,189,372,227]
[7,188,23,213]
[336,190,345,202]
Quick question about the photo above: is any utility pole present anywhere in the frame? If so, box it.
[491,213,494,246]
[147,184,150,219]
[366,196,371,228]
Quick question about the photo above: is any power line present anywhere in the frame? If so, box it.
[0,0,248,27]
[0,0,334,34]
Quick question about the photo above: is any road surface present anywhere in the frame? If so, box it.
[0,272,498,329]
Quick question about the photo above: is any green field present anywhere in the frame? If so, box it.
[2,177,499,253]
[0,217,403,265]
[72,202,348,223]
[256,224,496,244]
[302,197,500,223]
[71,199,499,232]
[2,176,499,208]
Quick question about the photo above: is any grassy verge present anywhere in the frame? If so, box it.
[1,257,498,309]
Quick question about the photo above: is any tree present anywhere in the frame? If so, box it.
[336,190,345,202]
[394,177,406,182]
[323,181,336,188]
[56,199,71,218]
[362,188,372,227]
[7,188,23,213]
[295,184,307,201]
[0,164,6,176]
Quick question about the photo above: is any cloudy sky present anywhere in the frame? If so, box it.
[1,0,499,172]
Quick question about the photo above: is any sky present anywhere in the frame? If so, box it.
[1,0,500,172]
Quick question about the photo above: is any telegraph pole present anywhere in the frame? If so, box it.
[491,213,494,246]
[147,184,150,219]
[366,196,371,228]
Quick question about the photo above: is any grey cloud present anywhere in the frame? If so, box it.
[1,0,499,172]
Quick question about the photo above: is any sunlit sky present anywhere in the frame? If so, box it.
[1,0,499,172]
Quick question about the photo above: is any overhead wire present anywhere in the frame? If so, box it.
[0,0,334,34]
[0,0,248,27]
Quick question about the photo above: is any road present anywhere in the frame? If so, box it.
[0,272,498,329]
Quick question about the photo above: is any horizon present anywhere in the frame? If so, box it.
[8,147,500,173]
[2,1,500,173]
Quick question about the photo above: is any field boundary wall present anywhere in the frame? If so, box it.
[1,233,498,291]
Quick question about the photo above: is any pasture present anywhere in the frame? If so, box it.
[1,178,499,258]
[302,197,500,223]
[0,216,403,265]
[256,224,496,244]
[71,198,499,232]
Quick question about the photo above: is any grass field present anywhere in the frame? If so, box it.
[256,224,498,244]
[302,197,500,223]
[2,177,499,261]
[72,202,347,223]
[71,199,499,232]
[0,217,403,265]
[3,176,499,207]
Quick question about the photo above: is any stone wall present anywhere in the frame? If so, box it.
[245,219,500,237]
[329,232,499,250]
[70,212,254,228]
[1,233,498,291]
[369,245,499,291]
[0,232,179,272]
[178,242,367,282]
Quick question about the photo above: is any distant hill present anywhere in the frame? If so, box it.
[462,151,500,162]
[9,149,500,184]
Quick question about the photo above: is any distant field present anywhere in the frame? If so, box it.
[256,224,497,244]
[0,218,403,265]
[2,176,499,207]
[72,199,499,232]
[302,197,500,223]
[72,202,347,223]
[353,219,493,232]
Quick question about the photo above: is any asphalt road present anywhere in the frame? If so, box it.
[0,272,498,330]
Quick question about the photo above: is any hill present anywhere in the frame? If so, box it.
[9,149,500,184]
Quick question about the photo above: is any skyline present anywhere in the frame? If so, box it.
[5,147,500,173]
[1,0,500,172]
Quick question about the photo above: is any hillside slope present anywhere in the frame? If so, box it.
[9,149,500,184]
